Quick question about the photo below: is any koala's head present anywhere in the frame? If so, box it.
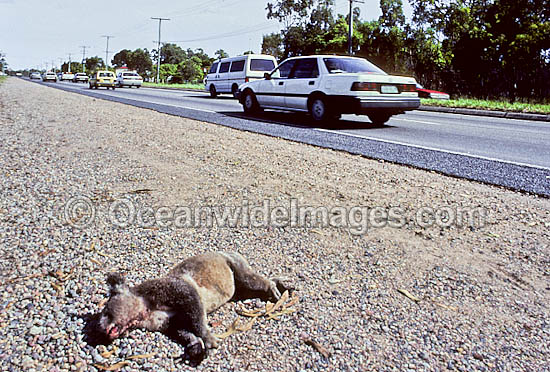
[98,272,146,340]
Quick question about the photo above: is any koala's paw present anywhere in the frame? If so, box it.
[182,336,207,367]
[272,276,295,296]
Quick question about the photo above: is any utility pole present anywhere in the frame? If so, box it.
[102,35,114,68]
[348,0,364,55]
[67,53,73,73]
[80,46,90,73]
[151,17,170,83]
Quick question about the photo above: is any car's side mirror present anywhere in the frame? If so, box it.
[264,72,271,80]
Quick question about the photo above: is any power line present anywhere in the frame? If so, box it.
[151,17,170,83]
[166,21,278,44]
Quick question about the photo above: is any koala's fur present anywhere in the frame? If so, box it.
[97,252,286,365]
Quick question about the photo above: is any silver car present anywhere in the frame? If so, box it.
[116,71,143,88]
[42,72,57,82]
[30,72,41,80]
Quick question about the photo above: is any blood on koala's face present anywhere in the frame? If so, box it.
[99,291,144,339]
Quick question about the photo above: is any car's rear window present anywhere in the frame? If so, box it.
[230,60,245,72]
[99,72,114,77]
[123,73,139,77]
[323,58,386,75]
[219,62,231,73]
[250,59,275,71]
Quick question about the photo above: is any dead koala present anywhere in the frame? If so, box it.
[97,251,289,366]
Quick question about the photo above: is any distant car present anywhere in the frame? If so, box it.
[116,71,143,88]
[237,55,420,125]
[42,72,57,82]
[415,84,450,100]
[59,72,75,81]
[29,72,41,80]
[89,70,116,89]
[15,72,23,77]
[72,73,89,83]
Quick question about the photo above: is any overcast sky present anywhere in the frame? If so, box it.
[0,0,412,70]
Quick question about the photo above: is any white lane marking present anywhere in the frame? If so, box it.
[397,114,550,135]
[394,118,444,126]
[313,127,550,171]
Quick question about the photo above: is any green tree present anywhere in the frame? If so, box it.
[0,51,7,72]
[215,49,229,60]
[129,48,153,76]
[85,56,105,72]
[161,43,186,64]
[159,64,178,82]
[178,56,204,83]
[261,33,284,60]
[112,49,132,68]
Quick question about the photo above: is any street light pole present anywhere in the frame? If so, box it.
[348,0,364,55]
[151,17,170,83]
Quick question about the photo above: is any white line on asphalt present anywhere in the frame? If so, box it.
[393,118,444,126]
[313,128,550,171]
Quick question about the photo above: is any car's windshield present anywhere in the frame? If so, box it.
[323,57,386,75]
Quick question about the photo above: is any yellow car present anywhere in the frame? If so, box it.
[89,70,116,90]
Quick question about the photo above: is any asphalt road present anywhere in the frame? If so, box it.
[26,79,550,196]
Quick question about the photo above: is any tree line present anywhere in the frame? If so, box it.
[262,0,550,101]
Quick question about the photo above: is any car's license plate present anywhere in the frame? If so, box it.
[381,85,399,94]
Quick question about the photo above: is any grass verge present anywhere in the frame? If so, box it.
[421,98,550,114]
[143,82,204,90]
[0,76,7,85]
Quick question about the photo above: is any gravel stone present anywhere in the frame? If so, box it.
[0,78,549,371]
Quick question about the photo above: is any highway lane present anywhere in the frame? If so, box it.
[29,79,550,196]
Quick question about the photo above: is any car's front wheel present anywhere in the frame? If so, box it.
[368,113,391,126]
[209,85,217,98]
[243,91,261,114]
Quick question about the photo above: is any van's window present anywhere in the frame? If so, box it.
[230,60,245,72]
[289,58,319,79]
[250,59,275,71]
[209,62,219,73]
[271,60,296,78]
[219,62,231,73]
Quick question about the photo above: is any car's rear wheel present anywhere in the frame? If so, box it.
[243,91,261,114]
[309,96,329,122]
[368,113,391,126]
[209,85,217,98]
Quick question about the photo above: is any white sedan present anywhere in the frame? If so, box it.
[237,55,420,125]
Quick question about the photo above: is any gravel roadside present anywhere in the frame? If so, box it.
[0,77,549,372]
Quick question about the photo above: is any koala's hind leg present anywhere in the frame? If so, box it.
[222,252,282,301]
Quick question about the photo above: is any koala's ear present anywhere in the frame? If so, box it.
[106,272,128,294]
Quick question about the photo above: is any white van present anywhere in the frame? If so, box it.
[205,54,277,98]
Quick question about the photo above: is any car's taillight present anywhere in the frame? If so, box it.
[398,84,417,92]
[351,82,379,91]
[245,77,249,83]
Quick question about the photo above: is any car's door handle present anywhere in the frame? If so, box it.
[279,81,284,85]
[309,81,315,85]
